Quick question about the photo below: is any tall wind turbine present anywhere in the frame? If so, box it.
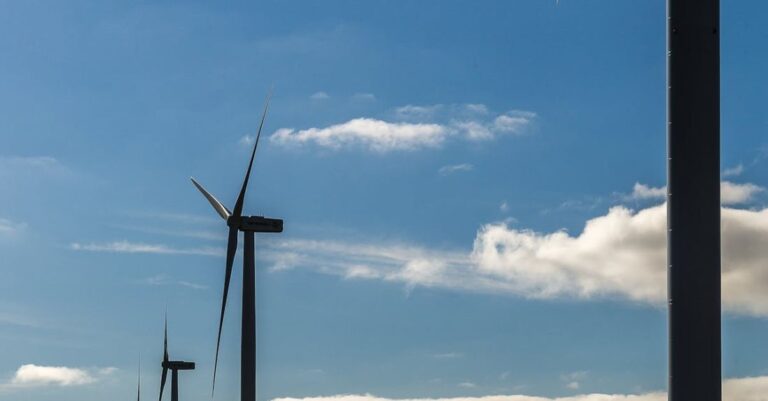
[191,93,283,401]
[159,316,195,401]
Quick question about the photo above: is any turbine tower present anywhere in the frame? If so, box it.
[159,316,195,401]
[137,360,141,401]
[191,93,283,401]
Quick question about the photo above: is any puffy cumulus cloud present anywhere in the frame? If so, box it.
[270,376,768,401]
[626,183,666,201]
[721,181,764,205]
[5,364,115,387]
[270,119,447,152]
[270,104,536,152]
[471,205,668,304]
[473,204,768,315]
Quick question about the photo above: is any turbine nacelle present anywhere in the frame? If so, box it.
[161,361,195,371]
[229,215,283,233]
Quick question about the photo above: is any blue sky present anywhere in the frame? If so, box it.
[3,1,768,401]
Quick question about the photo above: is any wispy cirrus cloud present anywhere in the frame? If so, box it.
[269,375,768,401]
[439,163,474,176]
[270,104,536,152]
[144,274,208,290]
[723,163,744,177]
[70,241,222,257]
[352,93,376,102]
[0,218,26,238]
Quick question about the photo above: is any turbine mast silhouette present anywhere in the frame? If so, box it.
[159,316,195,401]
[191,92,283,401]
[668,1,721,400]
[137,360,141,401]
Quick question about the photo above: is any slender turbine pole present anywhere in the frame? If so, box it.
[242,231,256,401]
[171,370,179,401]
[667,1,721,401]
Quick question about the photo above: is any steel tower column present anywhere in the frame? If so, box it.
[242,231,256,401]
[667,1,721,400]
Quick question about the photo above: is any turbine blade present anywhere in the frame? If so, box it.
[159,367,167,401]
[212,226,238,395]
[137,360,141,401]
[163,314,169,363]
[232,91,272,217]
[191,177,231,220]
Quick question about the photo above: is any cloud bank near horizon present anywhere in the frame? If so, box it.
[270,375,768,401]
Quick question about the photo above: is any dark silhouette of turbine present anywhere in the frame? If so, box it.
[159,316,195,401]
[191,92,283,401]
[137,360,141,401]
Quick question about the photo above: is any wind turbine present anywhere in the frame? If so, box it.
[137,360,141,401]
[190,93,283,401]
[159,316,195,401]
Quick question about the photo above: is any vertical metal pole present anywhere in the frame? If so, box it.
[242,231,256,401]
[667,1,721,401]
[171,370,179,401]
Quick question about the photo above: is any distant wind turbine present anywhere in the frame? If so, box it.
[137,360,141,401]
[191,92,283,401]
[159,316,195,401]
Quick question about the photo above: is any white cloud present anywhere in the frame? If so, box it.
[626,183,666,201]
[0,156,73,182]
[439,163,474,176]
[70,241,222,257]
[240,135,255,147]
[0,156,61,170]
[721,181,764,205]
[144,274,208,290]
[8,365,96,387]
[624,182,763,205]
[562,372,588,390]
[270,376,768,401]
[492,111,535,134]
[395,105,443,120]
[0,218,26,237]
[270,104,536,152]
[723,164,744,177]
[270,119,447,152]
[352,93,376,102]
[465,104,489,115]
[311,91,330,100]
[500,201,510,213]
[265,186,768,316]
[458,382,477,389]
